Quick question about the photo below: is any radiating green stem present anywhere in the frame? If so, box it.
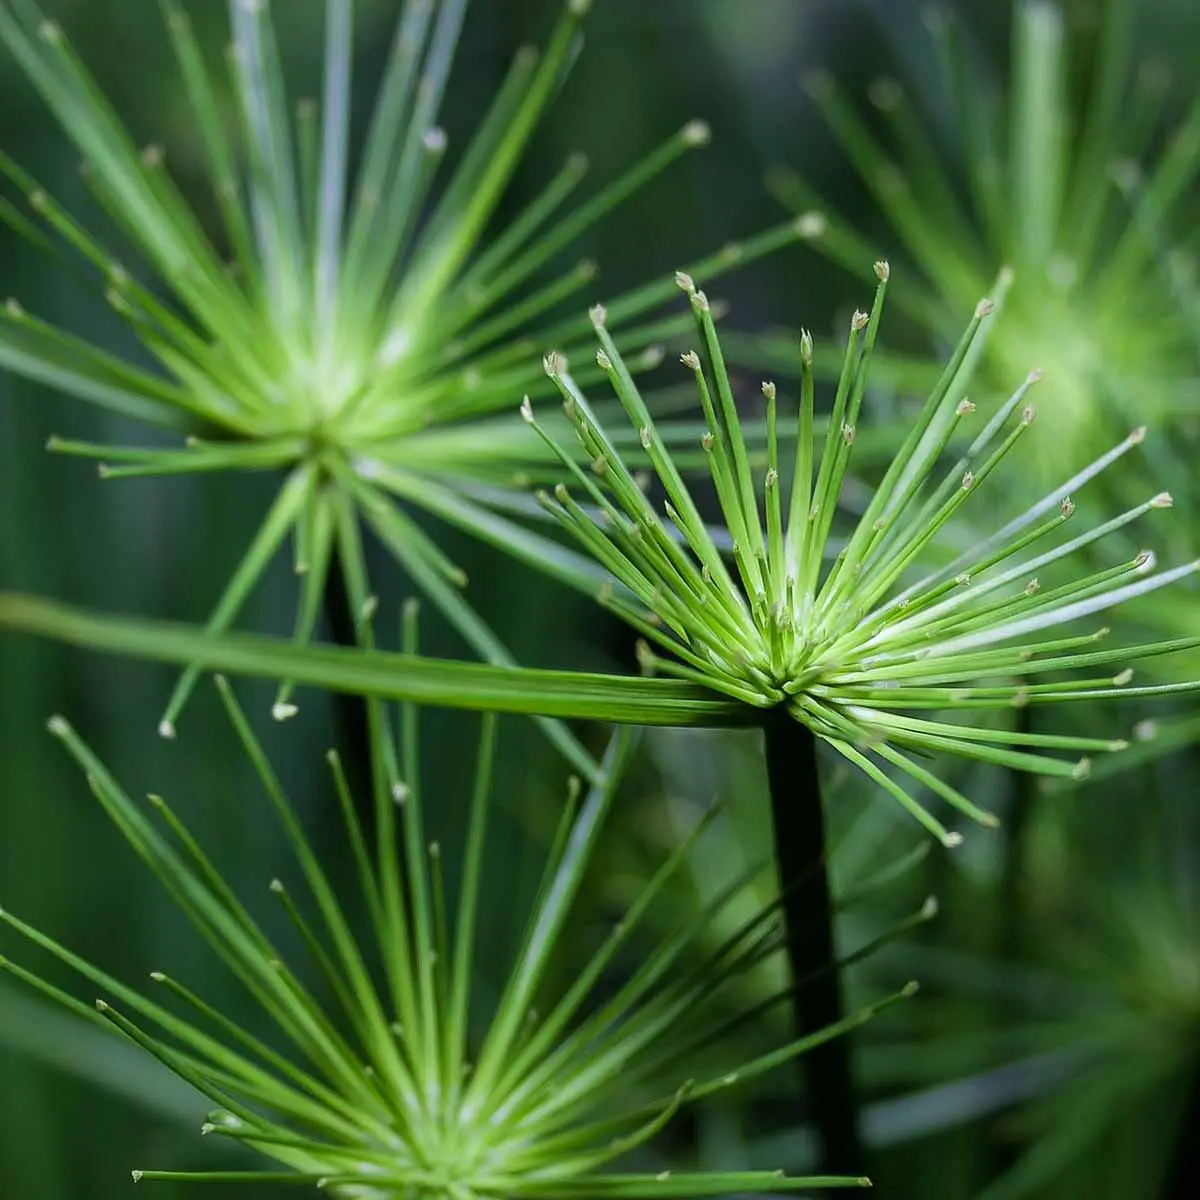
[762,714,863,1181]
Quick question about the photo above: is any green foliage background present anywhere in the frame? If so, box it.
[1,1,1196,1197]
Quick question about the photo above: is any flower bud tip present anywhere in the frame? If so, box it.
[874,259,890,282]
[272,703,298,722]
[589,302,607,328]
[675,271,696,294]
[682,119,711,145]
[158,720,176,740]
[795,211,827,240]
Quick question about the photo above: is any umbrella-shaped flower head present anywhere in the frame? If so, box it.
[0,0,804,755]
[760,0,1200,477]
[0,674,910,1194]
[522,264,1200,844]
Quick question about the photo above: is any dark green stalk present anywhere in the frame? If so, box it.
[762,713,863,1180]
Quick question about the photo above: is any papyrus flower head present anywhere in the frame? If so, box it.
[0,677,906,1194]
[523,264,1200,844]
[0,0,803,750]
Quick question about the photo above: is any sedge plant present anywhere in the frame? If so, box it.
[6,262,1200,1173]
[752,0,1200,485]
[0,0,809,776]
[0,653,916,1194]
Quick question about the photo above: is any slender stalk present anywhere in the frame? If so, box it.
[762,714,863,1181]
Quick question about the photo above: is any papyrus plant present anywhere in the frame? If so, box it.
[7,263,1199,1174]
[4,262,1199,841]
[0,0,804,770]
[756,0,1200,481]
[0,667,911,1194]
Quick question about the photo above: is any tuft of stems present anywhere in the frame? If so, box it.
[0,0,808,764]
[756,0,1200,481]
[521,265,1200,844]
[0,665,917,1194]
[3,265,1200,842]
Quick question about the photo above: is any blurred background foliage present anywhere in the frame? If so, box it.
[1,1,1197,1197]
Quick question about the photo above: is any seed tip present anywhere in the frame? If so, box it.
[943,831,964,848]
[589,302,607,329]
[1151,491,1173,508]
[874,259,890,282]
[519,396,534,423]
[794,210,827,240]
[543,351,567,377]
[975,297,996,318]
[675,270,696,294]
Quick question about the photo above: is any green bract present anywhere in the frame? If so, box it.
[0,0,802,764]
[0,673,908,1195]
[756,0,1200,474]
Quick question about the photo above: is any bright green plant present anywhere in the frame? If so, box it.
[7,263,1200,1178]
[754,0,1200,478]
[0,0,802,768]
[6,268,1198,841]
[0,662,915,1194]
